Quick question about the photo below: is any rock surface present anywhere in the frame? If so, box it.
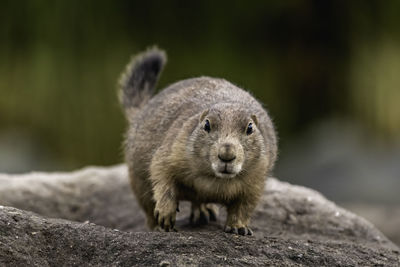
[0,165,399,266]
[344,203,400,247]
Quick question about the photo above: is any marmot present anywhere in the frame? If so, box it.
[119,47,277,235]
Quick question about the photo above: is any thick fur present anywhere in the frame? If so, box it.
[119,47,166,117]
[120,48,278,234]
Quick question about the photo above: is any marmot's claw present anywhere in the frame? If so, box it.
[224,225,253,236]
[207,206,218,222]
[190,203,219,225]
[154,206,176,232]
[154,225,178,232]
[154,210,159,222]
[190,210,209,225]
[238,227,253,235]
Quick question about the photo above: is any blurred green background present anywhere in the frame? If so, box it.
[1,0,400,243]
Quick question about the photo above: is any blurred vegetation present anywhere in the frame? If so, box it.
[1,1,399,171]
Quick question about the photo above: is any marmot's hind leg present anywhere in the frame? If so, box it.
[143,201,157,230]
[190,203,219,225]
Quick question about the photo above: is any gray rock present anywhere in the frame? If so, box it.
[0,165,146,232]
[0,165,399,266]
[344,203,400,247]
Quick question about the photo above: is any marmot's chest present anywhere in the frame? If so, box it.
[176,176,245,204]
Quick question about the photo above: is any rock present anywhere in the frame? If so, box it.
[0,165,399,266]
[0,165,146,231]
[343,203,400,247]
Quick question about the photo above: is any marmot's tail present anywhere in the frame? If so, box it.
[118,47,166,114]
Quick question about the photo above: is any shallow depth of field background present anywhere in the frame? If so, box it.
[1,1,399,243]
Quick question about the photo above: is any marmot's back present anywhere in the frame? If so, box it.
[127,77,270,174]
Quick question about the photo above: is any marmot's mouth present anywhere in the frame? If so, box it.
[222,164,231,174]
[216,171,236,179]
[220,169,235,176]
[212,162,241,179]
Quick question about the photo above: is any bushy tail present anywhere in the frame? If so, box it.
[118,47,166,115]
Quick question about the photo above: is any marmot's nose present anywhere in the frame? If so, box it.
[218,143,236,162]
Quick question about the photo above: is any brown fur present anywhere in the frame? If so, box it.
[119,48,278,235]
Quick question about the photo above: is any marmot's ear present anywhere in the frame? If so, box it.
[199,109,209,122]
[251,114,259,127]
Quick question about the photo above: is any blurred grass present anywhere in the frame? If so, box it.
[1,1,399,171]
[349,1,400,139]
[351,40,400,138]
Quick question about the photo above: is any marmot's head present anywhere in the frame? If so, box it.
[188,103,267,179]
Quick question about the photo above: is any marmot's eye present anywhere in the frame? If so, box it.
[204,119,211,133]
[246,123,253,135]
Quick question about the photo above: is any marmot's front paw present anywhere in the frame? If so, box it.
[154,203,177,232]
[224,225,253,236]
[190,203,219,225]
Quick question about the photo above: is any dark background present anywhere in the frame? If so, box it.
[1,0,399,243]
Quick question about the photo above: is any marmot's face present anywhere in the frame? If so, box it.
[190,106,266,179]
